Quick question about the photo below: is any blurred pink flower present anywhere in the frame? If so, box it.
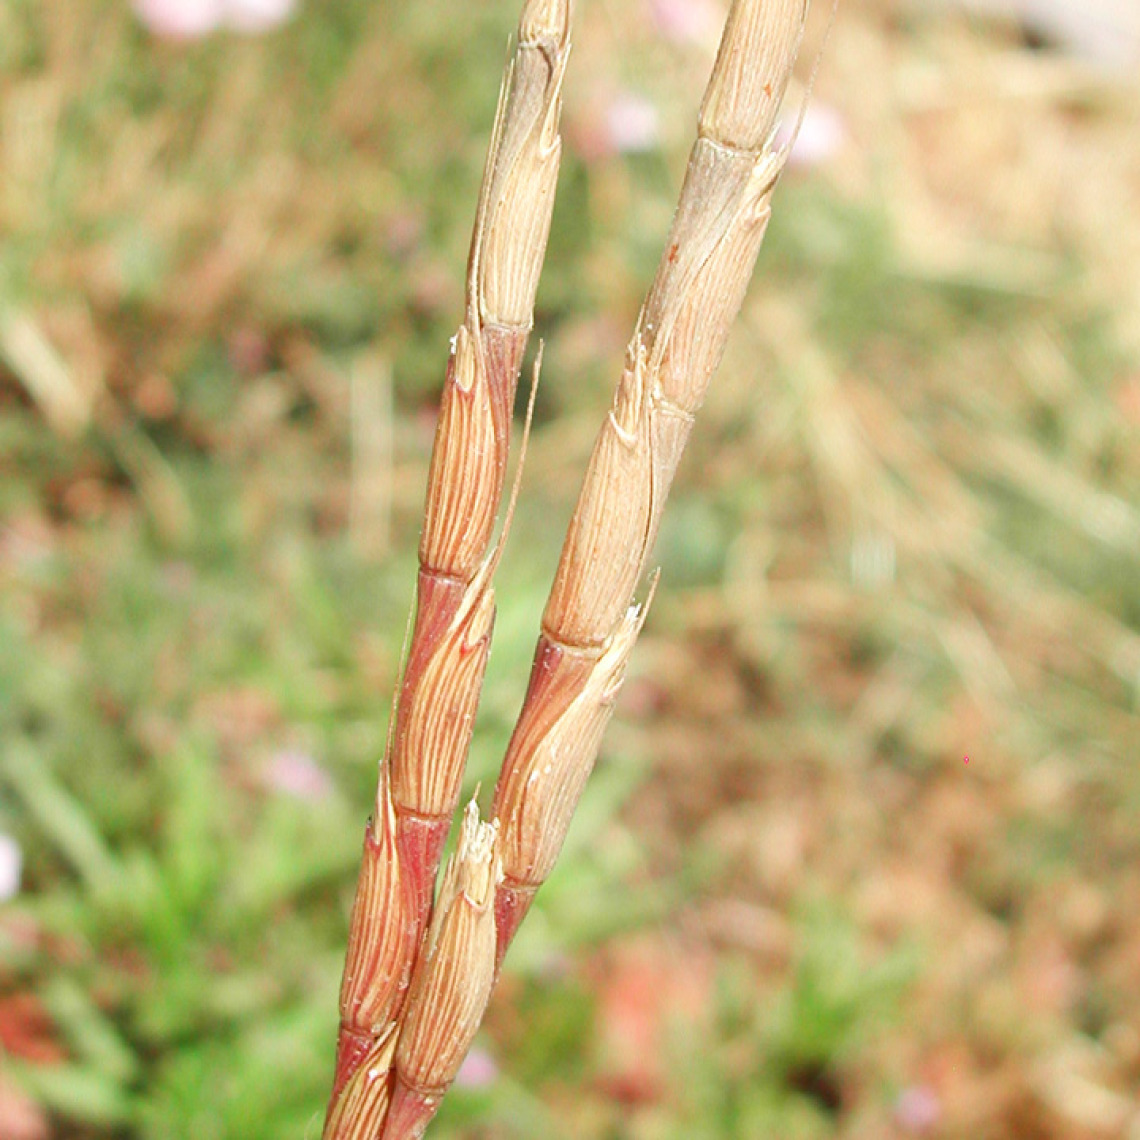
[227,0,298,33]
[133,0,224,37]
[895,1085,941,1134]
[263,749,334,801]
[604,92,661,154]
[0,834,22,903]
[132,0,296,38]
[648,0,723,45]
[455,1047,499,1089]
[774,102,846,170]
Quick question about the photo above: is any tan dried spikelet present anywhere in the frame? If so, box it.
[640,151,763,401]
[519,0,570,41]
[542,353,655,648]
[699,0,807,149]
[496,601,645,889]
[338,787,411,1036]
[418,325,499,581]
[394,802,500,1097]
[648,160,779,414]
[390,578,496,818]
[476,0,571,328]
[321,1028,397,1140]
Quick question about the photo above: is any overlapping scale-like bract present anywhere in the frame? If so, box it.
[326,0,815,1136]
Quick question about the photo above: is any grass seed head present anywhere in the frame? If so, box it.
[391,582,496,819]
[395,802,500,1097]
[699,0,807,150]
[338,789,412,1036]
[496,603,643,887]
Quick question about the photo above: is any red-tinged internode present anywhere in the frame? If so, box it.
[388,326,528,924]
[389,570,490,899]
[493,878,538,972]
[394,810,452,937]
[331,1028,375,1107]
[418,324,527,585]
[381,1075,441,1140]
[324,1029,397,1140]
[480,324,528,449]
[397,573,468,706]
[507,633,600,747]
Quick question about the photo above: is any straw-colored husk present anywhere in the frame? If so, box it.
[492,0,808,965]
[327,0,814,1134]
[699,0,807,149]
[496,602,645,889]
[394,804,500,1095]
[476,7,570,328]
[324,2,572,1136]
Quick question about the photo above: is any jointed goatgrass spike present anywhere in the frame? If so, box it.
[322,1,572,1136]
[325,0,817,1135]
[491,0,812,964]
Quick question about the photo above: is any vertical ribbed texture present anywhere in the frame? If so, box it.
[328,0,820,1135]
[383,804,500,1140]
[390,577,495,818]
[495,606,644,887]
[338,792,410,1035]
[321,1032,397,1140]
[324,2,572,1138]
[699,0,808,149]
[494,0,810,971]
[477,0,571,326]
[418,326,500,580]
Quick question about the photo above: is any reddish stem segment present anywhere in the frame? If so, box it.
[493,879,539,971]
[382,1078,440,1140]
[393,811,453,937]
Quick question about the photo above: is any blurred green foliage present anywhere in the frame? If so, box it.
[2,0,1138,1138]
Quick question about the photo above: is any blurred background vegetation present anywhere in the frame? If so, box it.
[1,0,1137,1137]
